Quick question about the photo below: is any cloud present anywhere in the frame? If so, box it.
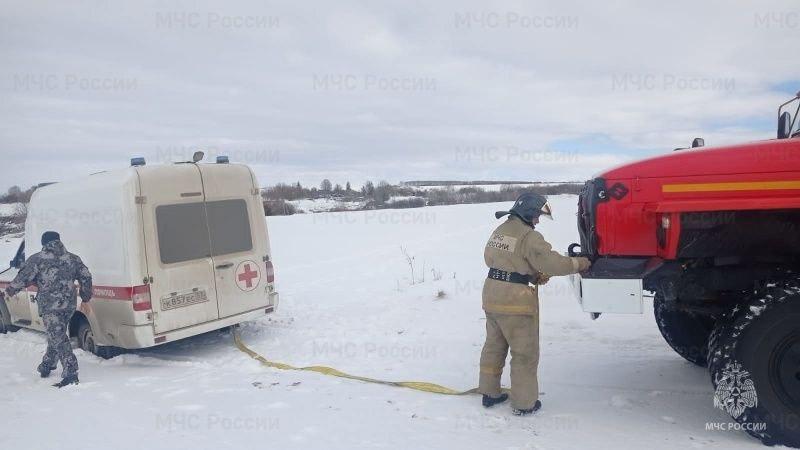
[1,0,799,189]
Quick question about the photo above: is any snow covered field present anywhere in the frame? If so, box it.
[0,196,764,450]
[287,197,366,213]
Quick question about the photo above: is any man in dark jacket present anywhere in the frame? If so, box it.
[2,231,92,387]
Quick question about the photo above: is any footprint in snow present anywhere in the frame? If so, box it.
[561,321,586,330]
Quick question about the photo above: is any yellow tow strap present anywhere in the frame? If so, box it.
[233,328,481,395]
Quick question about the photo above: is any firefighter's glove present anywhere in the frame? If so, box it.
[536,273,551,285]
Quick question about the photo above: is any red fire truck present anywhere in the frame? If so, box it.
[569,92,800,446]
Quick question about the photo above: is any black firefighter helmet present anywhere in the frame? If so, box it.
[495,193,552,224]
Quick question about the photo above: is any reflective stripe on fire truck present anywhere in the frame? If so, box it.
[662,180,800,193]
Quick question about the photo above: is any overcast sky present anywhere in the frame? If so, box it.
[1,0,799,190]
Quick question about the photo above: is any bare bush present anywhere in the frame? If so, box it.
[262,199,298,216]
[400,246,416,285]
[386,197,426,209]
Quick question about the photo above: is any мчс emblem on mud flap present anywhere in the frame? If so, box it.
[713,361,758,419]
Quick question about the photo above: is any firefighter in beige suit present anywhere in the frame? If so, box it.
[479,193,591,415]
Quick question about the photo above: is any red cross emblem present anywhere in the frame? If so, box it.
[235,260,260,292]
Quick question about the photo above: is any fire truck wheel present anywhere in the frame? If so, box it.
[77,320,121,359]
[708,277,800,447]
[0,300,19,334]
[654,293,714,366]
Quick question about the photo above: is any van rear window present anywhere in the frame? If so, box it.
[156,203,212,264]
[155,200,253,264]
[206,199,253,256]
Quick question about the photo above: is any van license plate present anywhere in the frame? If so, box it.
[161,290,209,311]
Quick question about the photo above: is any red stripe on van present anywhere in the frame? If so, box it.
[0,283,147,302]
[93,285,150,301]
[92,286,135,300]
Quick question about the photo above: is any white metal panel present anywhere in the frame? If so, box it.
[570,273,643,314]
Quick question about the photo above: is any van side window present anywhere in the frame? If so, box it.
[155,203,212,264]
[206,199,253,256]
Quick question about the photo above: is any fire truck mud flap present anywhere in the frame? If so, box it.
[568,254,662,319]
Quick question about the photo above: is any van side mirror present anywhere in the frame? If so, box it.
[192,151,205,163]
[10,241,24,269]
[691,138,704,148]
[778,111,792,139]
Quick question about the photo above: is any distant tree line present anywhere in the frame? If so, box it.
[0,181,582,228]
[261,180,582,216]
[0,185,38,204]
[402,180,569,187]
[0,186,33,236]
[423,183,582,206]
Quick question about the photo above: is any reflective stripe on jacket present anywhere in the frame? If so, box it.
[482,216,579,315]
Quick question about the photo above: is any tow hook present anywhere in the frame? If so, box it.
[568,243,595,260]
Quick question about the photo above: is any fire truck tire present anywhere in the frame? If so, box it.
[77,320,121,359]
[654,293,714,366]
[708,277,800,447]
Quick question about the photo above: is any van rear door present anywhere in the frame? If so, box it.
[197,164,270,318]
[136,165,221,334]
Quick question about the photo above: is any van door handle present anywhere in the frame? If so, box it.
[215,263,234,269]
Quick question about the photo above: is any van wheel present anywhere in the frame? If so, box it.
[0,300,19,334]
[77,321,121,359]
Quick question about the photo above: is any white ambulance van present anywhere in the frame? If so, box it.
[0,156,278,357]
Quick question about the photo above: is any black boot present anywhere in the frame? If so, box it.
[482,393,509,408]
[53,374,79,388]
[37,364,56,378]
[512,400,542,416]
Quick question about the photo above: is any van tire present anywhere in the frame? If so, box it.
[0,299,19,334]
[77,321,122,359]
